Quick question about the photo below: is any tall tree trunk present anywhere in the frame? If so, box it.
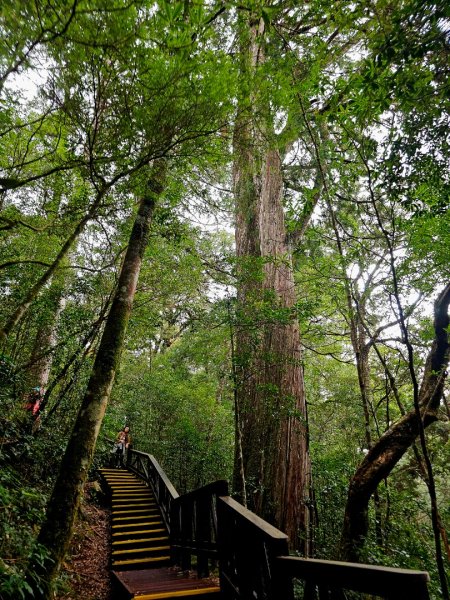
[340,282,450,562]
[29,161,167,598]
[27,285,66,392]
[232,14,311,552]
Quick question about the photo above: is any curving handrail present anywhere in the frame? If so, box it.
[127,448,179,532]
[105,446,430,600]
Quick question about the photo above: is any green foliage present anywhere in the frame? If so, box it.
[0,464,49,599]
[0,1,449,596]
[103,306,234,493]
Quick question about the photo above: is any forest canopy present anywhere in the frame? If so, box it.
[0,1,449,599]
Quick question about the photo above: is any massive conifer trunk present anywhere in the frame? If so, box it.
[232,15,311,551]
[340,282,450,561]
[31,161,167,598]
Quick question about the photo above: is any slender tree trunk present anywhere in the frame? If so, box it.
[28,289,65,392]
[0,190,106,342]
[39,288,113,416]
[340,282,450,562]
[232,14,311,552]
[29,161,167,598]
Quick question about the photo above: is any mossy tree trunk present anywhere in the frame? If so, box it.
[232,14,311,552]
[340,282,450,562]
[27,281,66,392]
[30,160,167,599]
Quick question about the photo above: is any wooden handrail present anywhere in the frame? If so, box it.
[275,556,431,599]
[104,448,431,600]
[217,495,292,600]
[127,448,179,532]
[171,480,228,577]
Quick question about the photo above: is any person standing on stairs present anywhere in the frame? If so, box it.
[114,425,132,468]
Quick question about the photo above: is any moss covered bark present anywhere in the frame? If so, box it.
[340,282,450,562]
[232,14,311,552]
[30,160,167,599]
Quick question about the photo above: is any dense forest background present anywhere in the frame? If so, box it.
[0,1,449,599]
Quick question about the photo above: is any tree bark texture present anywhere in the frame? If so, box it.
[27,283,66,391]
[32,161,166,598]
[340,282,450,562]
[232,15,311,552]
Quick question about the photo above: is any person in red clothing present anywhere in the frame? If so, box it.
[23,387,43,434]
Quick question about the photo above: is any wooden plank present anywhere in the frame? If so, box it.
[129,450,179,500]
[218,496,288,540]
[134,587,220,599]
[112,567,220,598]
[275,556,430,599]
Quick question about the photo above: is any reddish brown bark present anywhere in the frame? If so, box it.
[232,14,311,552]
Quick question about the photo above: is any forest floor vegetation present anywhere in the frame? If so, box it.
[57,483,111,600]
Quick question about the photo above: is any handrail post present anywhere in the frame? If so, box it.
[217,496,293,600]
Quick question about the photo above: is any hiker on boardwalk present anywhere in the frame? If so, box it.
[113,425,132,468]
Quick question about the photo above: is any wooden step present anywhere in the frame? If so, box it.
[113,536,169,549]
[113,491,153,496]
[112,495,155,500]
[110,483,150,488]
[113,514,161,522]
[112,520,164,528]
[99,468,129,472]
[112,495,154,501]
[113,545,170,557]
[107,481,142,485]
[112,502,157,509]
[105,476,139,480]
[112,555,170,570]
[105,478,143,483]
[135,589,221,600]
[112,528,167,538]
[113,509,160,516]
[111,486,151,490]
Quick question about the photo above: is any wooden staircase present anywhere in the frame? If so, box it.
[98,452,430,600]
[99,468,221,600]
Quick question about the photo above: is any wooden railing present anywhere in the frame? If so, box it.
[116,450,430,599]
[171,480,228,577]
[218,495,293,599]
[275,556,431,600]
[127,449,179,532]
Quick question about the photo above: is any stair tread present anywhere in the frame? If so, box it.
[112,500,156,504]
[134,588,221,600]
[113,536,169,545]
[109,482,148,485]
[112,522,163,529]
[113,503,157,508]
[113,545,170,555]
[113,509,159,515]
[112,569,221,597]
[113,528,166,537]
[113,493,154,497]
[112,556,170,566]
[113,514,161,523]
